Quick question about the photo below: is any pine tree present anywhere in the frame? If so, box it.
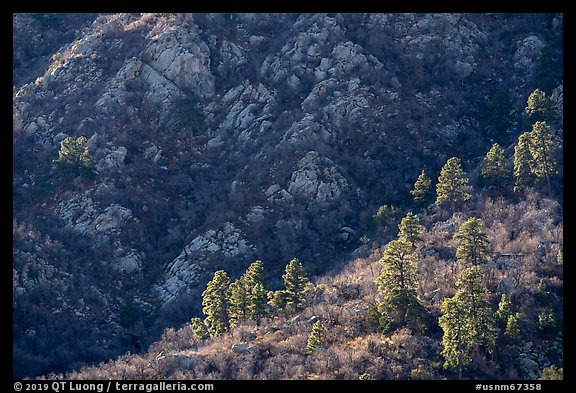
[439,296,473,379]
[375,238,425,329]
[282,259,309,312]
[478,143,511,189]
[538,365,563,380]
[190,317,210,342]
[398,212,424,250]
[375,239,418,294]
[528,121,556,195]
[453,217,490,267]
[306,320,325,354]
[439,266,497,377]
[267,289,288,314]
[228,279,250,328]
[373,204,402,235]
[53,135,94,178]
[504,312,521,341]
[201,270,231,337]
[495,294,513,326]
[248,283,268,322]
[436,157,470,210]
[513,122,557,194]
[454,266,497,352]
[514,132,535,192]
[525,89,554,123]
[229,260,268,326]
[244,260,265,289]
[411,169,433,208]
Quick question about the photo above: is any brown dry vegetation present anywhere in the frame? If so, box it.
[44,190,562,381]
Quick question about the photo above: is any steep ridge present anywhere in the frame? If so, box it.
[12,13,563,378]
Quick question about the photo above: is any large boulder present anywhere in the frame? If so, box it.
[143,26,214,99]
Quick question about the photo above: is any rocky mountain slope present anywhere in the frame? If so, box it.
[12,13,563,379]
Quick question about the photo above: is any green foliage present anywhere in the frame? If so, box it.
[373,204,402,234]
[439,296,473,375]
[397,212,424,250]
[359,372,374,380]
[201,270,231,337]
[525,89,554,123]
[228,279,250,328]
[306,320,325,354]
[478,143,511,189]
[455,267,497,352]
[379,288,427,332]
[281,259,309,312]
[411,169,433,208]
[53,136,95,179]
[229,260,268,326]
[248,283,268,322]
[453,217,490,267]
[528,121,557,193]
[537,310,557,335]
[435,157,470,209]
[504,312,521,341]
[494,294,513,326]
[190,318,210,342]
[534,279,552,306]
[375,238,425,330]
[514,132,536,192]
[375,239,418,294]
[538,365,563,380]
[439,266,497,376]
[364,303,383,332]
[267,289,288,313]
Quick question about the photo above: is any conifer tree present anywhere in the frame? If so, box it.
[229,260,268,326]
[439,296,472,379]
[248,282,268,322]
[436,157,470,210]
[504,312,521,341]
[439,266,496,377]
[375,238,425,329]
[411,169,433,208]
[228,279,250,328]
[398,212,424,250]
[454,266,497,352]
[453,217,490,267]
[306,320,325,354]
[538,365,563,380]
[514,132,535,192]
[373,204,402,235]
[525,88,554,122]
[375,239,418,294]
[267,289,288,313]
[513,122,557,194]
[190,317,210,342]
[528,121,556,195]
[53,135,94,178]
[495,294,513,327]
[201,270,231,337]
[478,143,511,189]
[282,258,309,312]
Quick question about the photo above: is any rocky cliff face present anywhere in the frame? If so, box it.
[12,12,562,378]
